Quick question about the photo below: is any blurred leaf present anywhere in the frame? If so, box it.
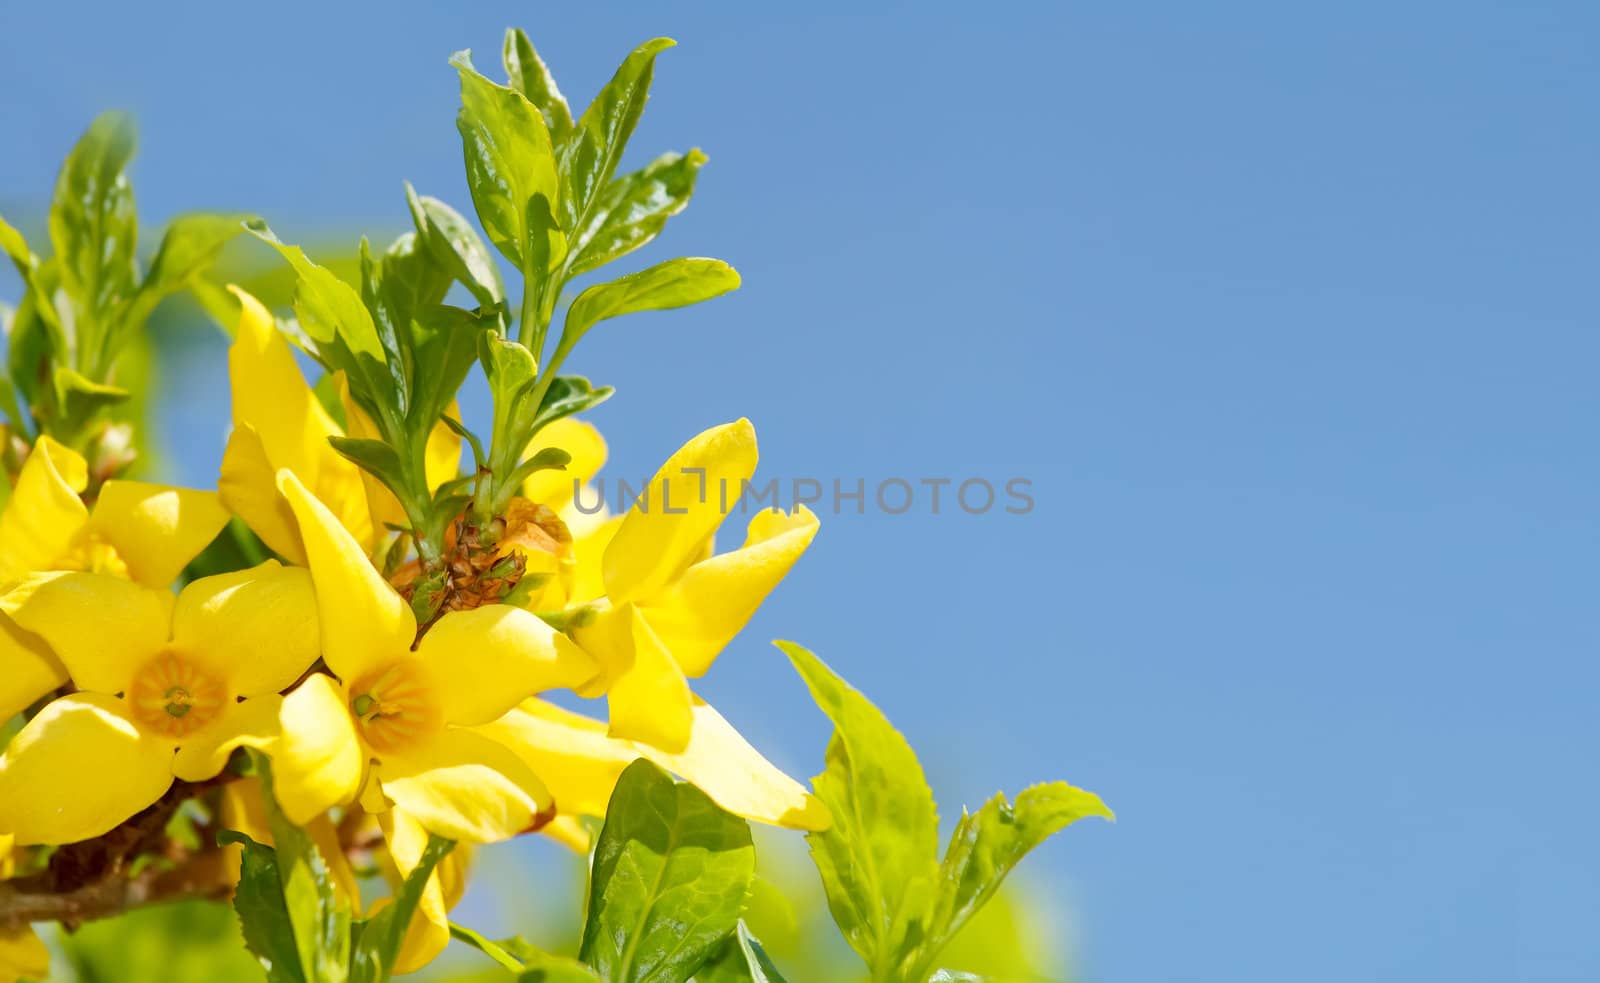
[695,922,789,983]
[121,213,252,336]
[559,39,675,231]
[58,898,265,983]
[450,922,604,980]
[256,753,353,983]
[50,111,138,324]
[504,28,574,144]
[779,641,940,982]
[564,258,738,345]
[53,365,129,435]
[0,214,69,378]
[569,150,705,276]
[579,759,756,983]
[219,829,308,983]
[350,834,455,983]
[451,50,565,275]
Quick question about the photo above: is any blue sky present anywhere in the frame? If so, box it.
[3,3,1598,980]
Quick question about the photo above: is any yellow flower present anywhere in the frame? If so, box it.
[477,696,831,851]
[0,924,47,983]
[0,561,319,845]
[217,287,459,564]
[502,417,616,609]
[266,470,598,844]
[563,419,819,751]
[0,436,228,721]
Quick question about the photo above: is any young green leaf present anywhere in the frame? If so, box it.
[694,922,789,983]
[254,753,353,983]
[404,183,506,311]
[559,38,676,231]
[451,51,565,275]
[1,214,70,367]
[450,923,604,980]
[328,436,409,502]
[579,759,757,983]
[569,149,706,276]
[931,783,1111,952]
[778,640,940,982]
[503,28,574,143]
[564,257,739,345]
[349,834,456,983]
[245,221,386,364]
[528,374,614,435]
[49,111,138,320]
[218,830,308,983]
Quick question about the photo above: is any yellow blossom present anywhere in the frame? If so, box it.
[477,697,831,851]
[0,922,47,983]
[0,561,319,845]
[0,436,228,720]
[217,287,459,564]
[560,419,819,751]
[265,470,598,845]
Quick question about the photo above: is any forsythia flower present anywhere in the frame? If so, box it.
[217,288,457,564]
[0,436,228,719]
[0,561,319,844]
[0,834,46,983]
[509,417,616,609]
[265,470,598,842]
[561,419,820,750]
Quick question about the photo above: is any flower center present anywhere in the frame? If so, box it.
[128,653,226,739]
[348,660,442,755]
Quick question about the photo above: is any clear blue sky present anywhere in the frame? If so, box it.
[3,3,1597,980]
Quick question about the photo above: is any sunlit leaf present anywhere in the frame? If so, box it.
[219,829,308,983]
[559,38,675,231]
[580,759,756,983]
[504,27,574,144]
[564,257,739,344]
[570,149,706,276]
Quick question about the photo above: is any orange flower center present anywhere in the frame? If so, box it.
[348,660,442,755]
[128,653,227,739]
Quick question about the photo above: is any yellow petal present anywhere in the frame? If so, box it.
[219,424,307,564]
[474,700,633,819]
[170,561,320,698]
[523,417,608,512]
[645,696,831,831]
[602,419,758,605]
[271,674,364,825]
[171,694,284,782]
[0,693,175,845]
[337,374,407,530]
[88,481,230,588]
[0,572,172,695]
[540,814,593,853]
[639,505,819,677]
[379,807,469,974]
[483,697,829,832]
[0,435,88,582]
[571,603,693,752]
[0,924,49,983]
[417,605,598,726]
[0,614,67,721]
[278,470,416,683]
[568,514,622,607]
[228,287,344,490]
[376,727,551,844]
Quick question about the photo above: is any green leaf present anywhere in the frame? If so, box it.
[245,220,385,363]
[559,38,676,232]
[579,759,756,983]
[328,436,411,509]
[914,783,1111,974]
[120,212,252,340]
[451,50,565,274]
[254,752,353,983]
[528,374,614,435]
[778,641,940,982]
[450,923,604,981]
[218,830,309,983]
[570,149,706,276]
[564,257,739,345]
[694,922,789,983]
[503,28,574,144]
[53,365,130,435]
[404,183,506,311]
[349,834,456,983]
[0,214,70,371]
[50,111,139,321]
